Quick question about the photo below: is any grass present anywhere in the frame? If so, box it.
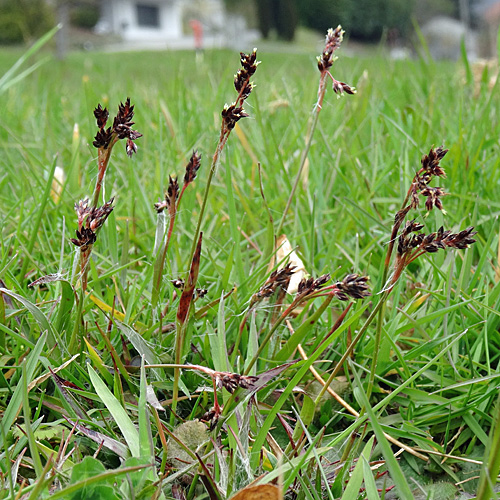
[0,29,500,499]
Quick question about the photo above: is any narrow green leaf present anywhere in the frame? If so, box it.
[341,437,374,500]
[87,363,140,457]
[362,455,381,500]
[22,363,43,477]
[353,371,414,500]
[49,464,150,500]
[0,332,46,451]
[55,279,75,334]
[139,357,155,462]
[0,287,61,356]
[0,25,60,93]
[20,156,58,280]
[477,393,500,500]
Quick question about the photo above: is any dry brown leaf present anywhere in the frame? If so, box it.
[230,484,281,500]
[276,234,308,294]
[50,166,66,204]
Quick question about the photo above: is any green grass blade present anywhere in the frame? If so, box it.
[20,156,57,280]
[87,363,140,457]
[22,362,43,477]
[49,463,151,499]
[139,357,155,463]
[0,25,60,93]
[341,436,374,500]
[0,332,46,451]
[352,369,414,500]
[476,392,500,500]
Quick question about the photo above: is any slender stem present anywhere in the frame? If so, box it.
[151,189,184,310]
[371,175,422,397]
[243,293,329,376]
[171,72,254,423]
[242,299,299,376]
[366,301,385,399]
[78,140,117,291]
[92,143,115,208]
[188,129,228,266]
[476,392,500,500]
[315,291,389,405]
[68,287,84,355]
[185,80,250,266]
[171,129,228,424]
[277,75,326,236]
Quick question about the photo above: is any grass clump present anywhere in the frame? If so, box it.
[0,25,498,500]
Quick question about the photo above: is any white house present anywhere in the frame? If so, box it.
[98,0,184,43]
[96,0,256,49]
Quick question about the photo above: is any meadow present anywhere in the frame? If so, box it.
[0,28,500,499]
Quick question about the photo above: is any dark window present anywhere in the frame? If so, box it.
[136,4,160,28]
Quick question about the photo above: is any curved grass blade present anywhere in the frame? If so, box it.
[352,368,414,500]
[0,25,60,93]
[0,332,47,451]
[49,463,150,499]
[87,364,140,457]
[0,287,61,356]
[64,417,130,459]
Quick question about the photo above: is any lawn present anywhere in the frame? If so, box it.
[0,29,500,499]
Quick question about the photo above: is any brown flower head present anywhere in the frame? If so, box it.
[94,104,109,129]
[166,176,179,208]
[70,198,114,250]
[171,278,185,289]
[335,274,370,301]
[200,406,221,431]
[420,186,447,211]
[183,150,202,186]
[397,223,476,258]
[408,147,449,211]
[317,26,344,73]
[221,49,258,132]
[154,176,179,214]
[443,226,477,249]
[252,263,296,303]
[154,199,168,213]
[70,226,97,252]
[93,98,142,156]
[93,127,113,149]
[331,79,356,95]
[234,49,259,98]
[421,146,448,178]
[74,198,92,231]
[221,104,249,131]
[297,273,331,297]
[215,372,258,394]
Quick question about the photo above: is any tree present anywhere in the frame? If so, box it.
[0,0,55,45]
[296,0,415,42]
[255,0,298,40]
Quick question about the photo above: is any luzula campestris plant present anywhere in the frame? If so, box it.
[384,147,477,290]
[364,146,477,396]
[152,151,202,309]
[316,146,477,403]
[278,26,355,234]
[71,98,141,290]
[167,50,259,423]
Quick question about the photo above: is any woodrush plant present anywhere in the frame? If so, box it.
[0,26,489,500]
[70,98,142,291]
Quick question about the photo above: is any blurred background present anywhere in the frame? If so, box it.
[0,0,498,60]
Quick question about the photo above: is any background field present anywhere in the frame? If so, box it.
[1,39,500,499]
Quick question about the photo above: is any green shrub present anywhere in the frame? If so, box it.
[0,0,55,45]
[71,5,100,29]
[297,0,415,41]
